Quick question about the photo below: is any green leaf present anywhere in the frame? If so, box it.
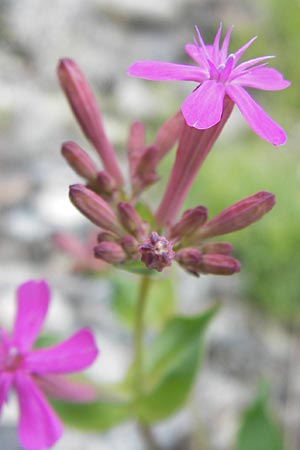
[137,306,218,422]
[235,383,284,450]
[52,397,132,432]
[111,274,175,329]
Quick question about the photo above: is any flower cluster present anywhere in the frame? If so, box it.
[57,32,281,276]
[0,280,98,450]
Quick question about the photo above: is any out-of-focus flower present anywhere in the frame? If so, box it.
[0,280,98,450]
[128,23,290,145]
[53,231,108,273]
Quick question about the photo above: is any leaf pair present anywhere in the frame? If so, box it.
[52,306,217,430]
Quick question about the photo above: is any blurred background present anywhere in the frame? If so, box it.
[0,0,299,449]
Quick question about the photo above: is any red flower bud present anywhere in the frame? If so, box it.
[117,202,147,239]
[94,241,126,264]
[153,110,184,160]
[57,58,123,186]
[120,235,139,256]
[127,121,145,177]
[199,254,240,275]
[69,184,123,235]
[197,191,276,240]
[200,241,233,255]
[96,171,117,196]
[62,141,98,181]
[175,248,203,277]
[169,206,208,240]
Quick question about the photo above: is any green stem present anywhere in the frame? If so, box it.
[134,275,151,397]
[133,276,163,450]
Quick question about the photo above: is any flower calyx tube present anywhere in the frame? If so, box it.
[57,58,123,186]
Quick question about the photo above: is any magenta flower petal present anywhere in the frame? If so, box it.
[0,372,12,413]
[226,84,287,145]
[220,25,233,60]
[232,55,274,74]
[185,44,211,67]
[26,328,98,374]
[127,61,207,82]
[35,374,98,403]
[15,372,63,450]
[234,36,257,64]
[128,25,289,142]
[182,80,226,128]
[13,280,50,352]
[235,67,291,90]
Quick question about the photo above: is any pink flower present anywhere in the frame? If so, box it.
[128,24,290,145]
[0,280,98,450]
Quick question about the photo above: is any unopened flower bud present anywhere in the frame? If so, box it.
[96,171,117,196]
[133,146,159,192]
[153,110,184,160]
[200,241,232,255]
[94,241,126,264]
[57,58,123,186]
[62,141,98,181]
[120,235,139,256]
[200,254,240,275]
[128,121,145,177]
[69,184,123,235]
[175,248,203,277]
[198,191,276,240]
[97,232,118,243]
[117,202,147,239]
[139,232,175,272]
[169,206,208,240]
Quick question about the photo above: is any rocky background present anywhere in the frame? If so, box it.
[0,1,299,449]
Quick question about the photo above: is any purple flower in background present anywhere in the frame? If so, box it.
[0,280,98,450]
[128,24,290,145]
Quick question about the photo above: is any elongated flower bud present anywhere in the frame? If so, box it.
[175,248,203,277]
[127,121,145,177]
[200,241,233,255]
[120,235,139,256]
[153,110,184,160]
[133,146,159,192]
[199,254,240,275]
[96,170,117,196]
[94,241,126,264]
[57,58,123,186]
[69,184,123,235]
[117,202,147,240]
[198,191,275,239]
[156,96,234,226]
[169,206,208,240]
[62,141,98,181]
[97,232,118,243]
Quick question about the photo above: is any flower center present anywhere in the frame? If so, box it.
[139,232,175,272]
[210,54,235,83]
[4,346,23,372]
